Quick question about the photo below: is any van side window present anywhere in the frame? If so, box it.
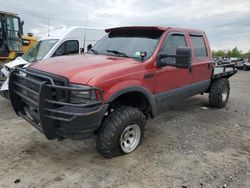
[66,40,79,54]
[190,35,207,58]
[53,40,79,57]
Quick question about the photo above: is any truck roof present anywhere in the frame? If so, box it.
[105,26,205,34]
[0,10,18,16]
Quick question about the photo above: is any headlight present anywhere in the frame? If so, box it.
[69,84,97,104]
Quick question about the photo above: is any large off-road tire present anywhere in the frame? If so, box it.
[209,78,230,108]
[96,106,146,158]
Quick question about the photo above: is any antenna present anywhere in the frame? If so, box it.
[48,17,50,37]
[83,13,88,53]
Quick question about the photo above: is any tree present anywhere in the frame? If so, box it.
[226,50,232,57]
[230,47,241,57]
[243,51,250,59]
[213,50,226,57]
[212,47,249,58]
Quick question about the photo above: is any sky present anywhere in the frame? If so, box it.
[1,0,250,52]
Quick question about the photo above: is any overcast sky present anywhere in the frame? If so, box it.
[1,0,250,51]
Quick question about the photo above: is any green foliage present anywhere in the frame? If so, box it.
[213,47,249,58]
[242,51,250,58]
[213,50,226,57]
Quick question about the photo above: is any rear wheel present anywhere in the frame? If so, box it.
[243,65,248,71]
[209,78,230,108]
[96,106,146,158]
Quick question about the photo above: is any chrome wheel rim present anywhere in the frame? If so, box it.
[120,124,141,153]
[222,87,228,102]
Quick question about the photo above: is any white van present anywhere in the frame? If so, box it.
[0,26,105,96]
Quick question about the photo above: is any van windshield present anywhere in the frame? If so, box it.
[90,29,163,61]
[22,39,58,63]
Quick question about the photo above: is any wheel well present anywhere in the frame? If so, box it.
[108,91,152,119]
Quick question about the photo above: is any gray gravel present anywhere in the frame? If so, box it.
[0,71,249,188]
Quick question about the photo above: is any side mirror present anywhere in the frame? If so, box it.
[175,47,192,68]
[157,47,192,68]
[87,44,92,51]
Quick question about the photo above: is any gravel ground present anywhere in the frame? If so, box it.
[0,71,249,188]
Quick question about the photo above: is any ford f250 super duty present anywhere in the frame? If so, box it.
[8,26,237,158]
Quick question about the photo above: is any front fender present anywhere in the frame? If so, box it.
[105,82,156,118]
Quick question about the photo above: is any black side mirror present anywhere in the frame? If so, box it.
[87,44,92,51]
[157,47,192,68]
[175,47,192,68]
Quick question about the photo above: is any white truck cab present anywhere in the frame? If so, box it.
[0,26,105,94]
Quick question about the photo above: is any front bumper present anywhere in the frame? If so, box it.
[9,68,108,140]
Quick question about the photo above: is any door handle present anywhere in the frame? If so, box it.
[189,66,192,74]
[144,73,154,79]
[208,62,212,70]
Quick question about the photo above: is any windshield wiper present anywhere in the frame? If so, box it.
[89,49,99,54]
[107,50,129,58]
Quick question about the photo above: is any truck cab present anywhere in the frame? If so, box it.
[9,26,237,158]
[0,11,23,63]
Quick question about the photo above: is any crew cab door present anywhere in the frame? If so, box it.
[154,32,193,113]
[188,33,212,94]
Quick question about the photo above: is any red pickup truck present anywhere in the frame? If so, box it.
[9,26,237,158]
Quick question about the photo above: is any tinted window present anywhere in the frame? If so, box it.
[90,29,163,61]
[66,40,79,54]
[6,16,22,51]
[162,34,187,55]
[53,40,79,57]
[161,34,187,63]
[190,35,207,58]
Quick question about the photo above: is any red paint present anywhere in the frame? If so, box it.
[30,26,212,101]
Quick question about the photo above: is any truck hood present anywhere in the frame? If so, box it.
[5,57,30,68]
[29,54,139,84]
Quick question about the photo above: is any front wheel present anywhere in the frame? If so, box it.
[96,106,146,158]
[209,78,230,108]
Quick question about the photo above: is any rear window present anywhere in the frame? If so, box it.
[190,35,207,58]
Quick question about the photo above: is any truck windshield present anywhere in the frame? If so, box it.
[21,39,58,63]
[90,29,163,61]
[6,16,22,51]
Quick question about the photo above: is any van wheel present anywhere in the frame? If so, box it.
[96,106,146,158]
[209,78,230,108]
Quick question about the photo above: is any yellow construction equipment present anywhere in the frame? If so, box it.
[0,11,36,63]
[21,33,37,53]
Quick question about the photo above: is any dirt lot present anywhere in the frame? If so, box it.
[0,71,249,188]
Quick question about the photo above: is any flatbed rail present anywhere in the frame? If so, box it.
[213,63,237,79]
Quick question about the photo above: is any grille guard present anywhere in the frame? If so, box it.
[9,68,105,139]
